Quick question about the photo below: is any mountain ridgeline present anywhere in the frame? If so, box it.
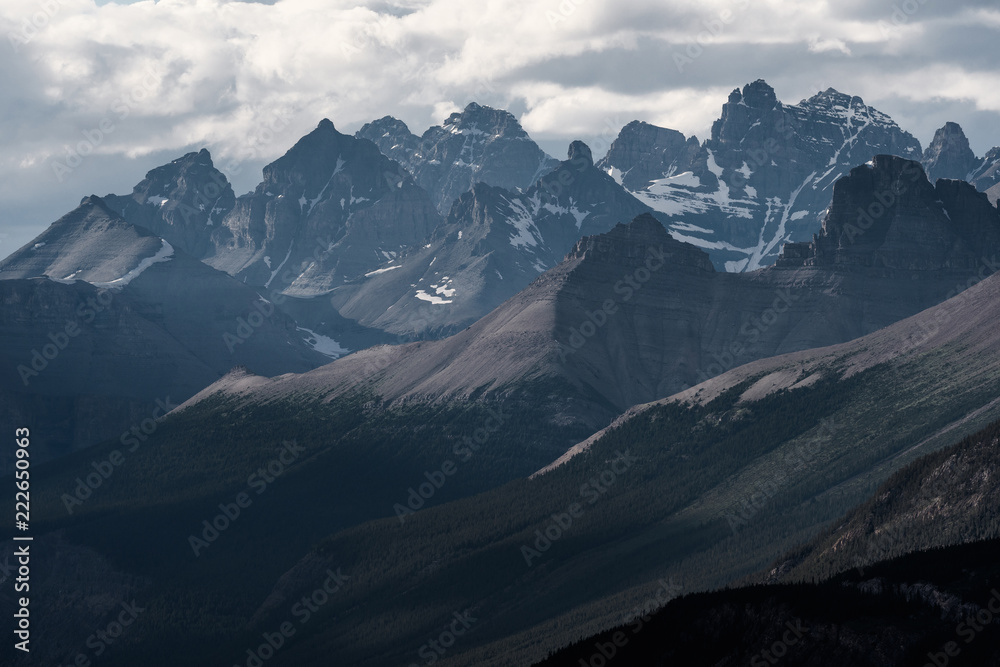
[4,78,1000,667]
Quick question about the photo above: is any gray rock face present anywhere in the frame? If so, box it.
[0,195,166,285]
[198,119,442,294]
[102,149,236,258]
[325,141,657,338]
[778,155,1000,270]
[596,120,701,191]
[191,188,1000,431]
[922,122,980,182]
[599,80,923,271]
[968,146,1000,195]
[0,197,334,462]
[357,102,559,214]
[919,121,1000,196]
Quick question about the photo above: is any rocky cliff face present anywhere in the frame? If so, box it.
[187,185,1000,430]
[357,102,558,214]
[920,121,1000,197]
[596,120,701,191]
[922,121,980,182]
[325,140,658,338]
[198,119,442,293]
[778,155,1000,270]
[0,197,335,462]
[600,80,924,271]
[102,149,236,258]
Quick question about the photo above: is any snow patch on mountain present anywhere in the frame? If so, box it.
[415,289,453,304]
[365,265,402,277]
[297,327,349,358]
[92,240,174,288]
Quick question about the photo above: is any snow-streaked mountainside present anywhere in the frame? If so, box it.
[325,140,657,337]
[598,79,924,271]
[103,148,236,258]
[922,121,1000,194]
[206,119,442,293]
[0,196,336,463]
[181,156,1000,430]
[89,81,1000,345]
[357,102,559,215]
[0,196,169,285]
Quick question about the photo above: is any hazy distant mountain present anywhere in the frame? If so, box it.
[325,140,657,338]
[194,155,1000,428]
[16,160,1000,664]
[0,196,331,463]
[357,102,559,214]
[598,79,924,270]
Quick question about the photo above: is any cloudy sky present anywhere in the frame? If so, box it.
[2,0,999,256]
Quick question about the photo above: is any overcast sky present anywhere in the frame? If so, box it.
[2,0,999,257]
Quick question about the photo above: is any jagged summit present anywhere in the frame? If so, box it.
[102,147,236,258]
[778,154,1000,269]
[595,121,700,191]
[740,78,779,109]
[605,80,923,271]
[567,140,593,165]
[357,102,558,214]
[923,121,983,183]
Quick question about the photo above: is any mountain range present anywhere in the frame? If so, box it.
[4,78,1000,666]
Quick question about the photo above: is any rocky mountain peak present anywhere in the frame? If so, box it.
[710,79,779,145]
[595,121,699,191]
[923,121,979,182]
[778,154,1000,270]
[360,103,557,214]
[567,212,714,272]
[101,147,236,258]
[78,194,110,210]
[567,140,593,165]
[742,79,778,109]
